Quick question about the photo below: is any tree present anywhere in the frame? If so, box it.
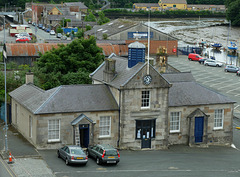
[97,11,110,25]
[226,0,240,26]
[84,12,97,22]
[34,36,104,90]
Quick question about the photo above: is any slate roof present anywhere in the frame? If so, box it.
[9,84,118,115]
[91,56,146,89]
[134,3,160,7]
[160,0,187,4]
[84,19,138,40]
[169,82,235,107]
[162,73,235,107]
[162,72,195,83]
[64,2,88,9]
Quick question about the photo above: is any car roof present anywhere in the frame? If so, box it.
[67,145,83,149]
[97,144,116,150]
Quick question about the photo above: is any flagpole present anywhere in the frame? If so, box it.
[147,7,150,75]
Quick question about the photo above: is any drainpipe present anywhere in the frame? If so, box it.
[117,89,121,148]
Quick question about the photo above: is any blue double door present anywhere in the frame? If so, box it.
[194,117,204,143]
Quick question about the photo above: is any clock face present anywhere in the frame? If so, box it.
[143,75,152,85]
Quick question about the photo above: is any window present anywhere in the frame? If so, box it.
[173,5,176,7]
[141,91,150,108]
[29,116,32,138]
[99,116,111,137]
[135,119,156,139]
[15,104,17,124]
[170,112,180,132]
[48,119,60,142]
[214,109,224,129]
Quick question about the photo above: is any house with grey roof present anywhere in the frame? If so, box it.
[9,83,119,149]
[9,41,235,150]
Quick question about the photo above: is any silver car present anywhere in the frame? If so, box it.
[204,59,223,67]
[57,145,88,165]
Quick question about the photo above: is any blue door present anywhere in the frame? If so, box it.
[79,124,89,148]
[195,117,204,143]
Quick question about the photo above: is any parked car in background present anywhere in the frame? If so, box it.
[15,32,31,39]
[42,26,45,30]
[87,144,120,165]
[204,59,223,67]
[16,37,31,43]
[45,28,51,33]
[237,70,240,76]
[224,65,239,73]
[28,20,32,24]
[38,24,43,29]
[56,33,62,38]
[50,30,55,35]
[188,53,203,61]
[61,35,67,40]
[198,58,208,64]
[57,145,88,166]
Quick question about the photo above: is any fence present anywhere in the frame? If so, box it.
[177,46,202,56]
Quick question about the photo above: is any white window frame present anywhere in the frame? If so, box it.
[48,119,60,142]
[170,112,181,133]
[15,104,17,124]
[214,109,224,130]
[29,116,32,138]
[141,90,150,109]
[99,116,111,137]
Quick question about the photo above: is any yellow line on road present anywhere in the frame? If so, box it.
[0,157,16,177]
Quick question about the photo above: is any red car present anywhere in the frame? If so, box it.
[188,53,203,61]
[16,37,31,43]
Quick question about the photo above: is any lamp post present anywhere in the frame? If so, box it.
[0,61,7,152]
[1,15,8,152]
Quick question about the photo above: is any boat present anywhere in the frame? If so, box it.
[211,43,222,49]
[228,41,238,50]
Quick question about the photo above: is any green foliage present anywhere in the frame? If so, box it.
[84,12,97,22]
[226,0,240,26]
[102,33,108,40]
[0,63,30,102]
[97,11,110,25]
[85,24,92,31]
[56,27,63,33]
[103,8,225,18]
[75,29,84,39]
[34,36,104,90]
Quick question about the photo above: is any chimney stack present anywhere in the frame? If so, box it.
[26,72,34,84]
[103,58,116,83]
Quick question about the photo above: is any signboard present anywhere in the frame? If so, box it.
[128,32,153,39]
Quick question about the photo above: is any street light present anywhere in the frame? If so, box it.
[0,60,8,152]
[1,15,8,152]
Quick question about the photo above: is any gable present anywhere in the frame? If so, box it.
[123,63,171,89]
[49,7,62,15]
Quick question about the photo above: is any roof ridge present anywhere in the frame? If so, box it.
[34,86,62,114]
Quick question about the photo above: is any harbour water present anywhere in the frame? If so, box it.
[148,18,240,66]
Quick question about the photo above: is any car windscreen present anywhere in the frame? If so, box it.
[70,148,85,155]
[105,150,118,156]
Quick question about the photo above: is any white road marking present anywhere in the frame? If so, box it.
[227,87,240,93]
[234,105,240,110]
[217,82,239,89]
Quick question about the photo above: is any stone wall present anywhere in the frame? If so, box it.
[168,103,234,146]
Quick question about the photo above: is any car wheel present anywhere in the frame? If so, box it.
[96,157,101,165]
[189,58,192,61]
[216,64,219,67]
[57,151,60,158]
[65,158,69,165]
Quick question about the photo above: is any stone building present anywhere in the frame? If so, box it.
[9,41,234,150]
